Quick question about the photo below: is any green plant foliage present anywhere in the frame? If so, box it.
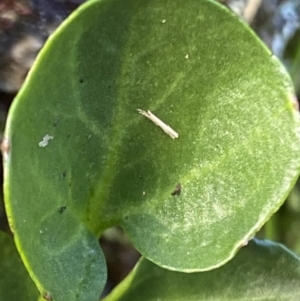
[0,231,39,301]
[103,239,300,301]
[3,0,300,299]
[284,29,300,95]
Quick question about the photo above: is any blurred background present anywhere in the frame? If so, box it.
[0,0,300,297]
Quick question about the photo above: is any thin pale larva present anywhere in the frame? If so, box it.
[137,109,179,139]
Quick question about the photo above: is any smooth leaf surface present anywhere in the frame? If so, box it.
[103,239,300,301]
[0,231,39,301]
[3,0,300,299]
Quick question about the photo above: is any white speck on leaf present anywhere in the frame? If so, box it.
[137,109,179,139]
[161,19,166,23]
[185,54,189,59]
[143,191,146,195]
[39,230,43,234]
[39,134,53,147]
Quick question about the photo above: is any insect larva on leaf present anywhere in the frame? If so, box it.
[137,109,179,139]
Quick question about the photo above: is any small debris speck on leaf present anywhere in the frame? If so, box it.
[60,206,67,213]
[39,134,53,147]
[171,183,181,196]
[42,292,53,301]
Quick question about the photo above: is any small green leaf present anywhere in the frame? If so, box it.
[103,239,300,301]
[0,231,39,301]
[3,0,300,299]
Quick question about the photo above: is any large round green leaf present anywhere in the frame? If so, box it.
[103,239,300,301]
[3,0,300,299]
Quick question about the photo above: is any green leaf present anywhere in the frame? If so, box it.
[284,28,300,95]
[103,239,300,301]
[3,0,300,299]
[0,231,39,301]
[5,209,106,301]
